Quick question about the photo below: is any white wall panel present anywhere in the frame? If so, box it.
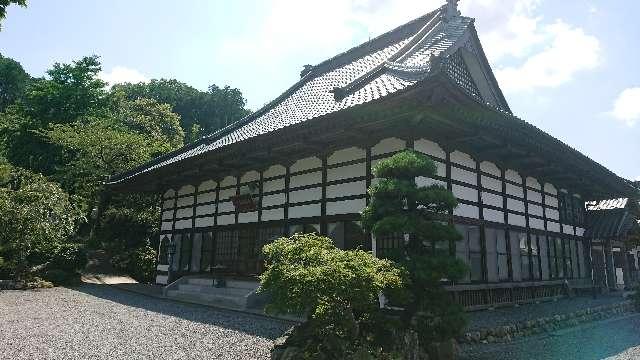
[162,199,174,209]
[481,176,502,192]
[198,191,217,204]
[328,147,365,165]
[563,224,575,235]
[507,198,525,212]
[416,177,446,188]
[176,196,194,207]
[218,188,236,200]
[506,183,524,198]
[505,170,521,183]
[161,221,173,231]
[481,192,503,208]
[262,193,286,207]
[528,204,543,217]
[452,184,478,202]
[162,211,173,220]
[326,198,366,215]
[508,213,526,227]
[262,208,284,221]
[530,217,545,230]
[238,211,258,223]
[196,204,216,216]
[526,177,541,190]
[480,161,501,176]
[546,196,558,208]
[291,156,322,173]
[372,137,406,156]
[451,166,477,185]
[217,214,235,225]
[263,178,285,192]
[220,176,237,187]
[289,204,321,218]
[434,161,446,177]
[327,163,365,182]
[289,187,322,203]
[176,208,193,219]
[327,181,366,198]
[546,208,559,220]
[199,180,217,192]
[527,190,543,203]
[454,204,479,218]
[174,219,192,229]
[484,208,504,223]
[178,185,195,195]
[450,150,475,168]
[156,275,168,285]
[218,201,234,213]
[576,227,585,237]
[547,221,561,233]
[544,183,558,195]
[240,170,260,183]
[414,138,446,159]
[290,171,322,188]
[163,189,175,198]
[264,164,286,178]
[195,216,215,228]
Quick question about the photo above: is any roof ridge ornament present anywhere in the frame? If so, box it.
[444,0,461,21]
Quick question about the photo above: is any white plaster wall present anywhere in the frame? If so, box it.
[262,208,284,221]
[452,184,478,202]
[451,166,477,186]
[174,219,192,229]
[528,204,543,217]
[156,275,168,285]
[262,193,286,207]
[450,150,475,168]
[480,161,501,176]
[506,183,524,198]
[161,221,172,231]
[484,208,504,223]
[289,187,322,203]
[238,211,258,223]
[530,217,545,230]
[220,176,237,187]
[544,183,558,195]
[291,156,322,173]
[576,227,585,237]
[434,161,446,177]
[195,204,216,216]
[240,170,260,183]
[218,201,234,213]
[195,217,215,228]
[176,196,194,207]
[264,164,286,178]
[546,208,559,220]
[198,191,217,204]
[163,189,175,198]
[176,208,193,219]
[505,169,522,183]
[546,196,558,208]
[162,199,174,209]
[263,178,285,192]
[416,177,446,188]
[563,224,575,235]
[547,221,561,233]
[527,190,543,203]
[371,137,406,156]
[290,171,322,188]
[328,147,365,165]
[289,204,321,218]
[481,176,502,192]
[526,177,541,190]
[218,188,236,200]
[508,213,526,227]
[327,163,366,181]
[482,192,503,208]
[327,180,366,198]
[454,204,479,218]
[162,211,173,220]
[178,185,195,195]
[414,138,446,159]
[217,214,235,225]
[199,180,217,192]
[326,198,366,216]
[507,198,525,212]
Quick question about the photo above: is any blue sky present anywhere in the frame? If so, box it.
[1,0,638,181]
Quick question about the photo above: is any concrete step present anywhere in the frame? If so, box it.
[166,289,247,309]
[177,284,253,296]
[226,280,260,290]
[187,278,214,286]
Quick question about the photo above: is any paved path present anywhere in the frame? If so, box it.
[0,284,292,360]
[462,313,640,360]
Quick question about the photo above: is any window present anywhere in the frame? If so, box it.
[563,237,573,278]
[530,235,541,280]
[376,233,404,258]
[200,232,214,272]
[215,230,239,268]
[510,231,522,281]
[328,221,366,250]
[485,227,509,282]
[548,236,558,279]
[570,238,579,279]
[555,237,565,278]
[517,232,531,280]
[179,233,192,272]
[538,234,549,280]
[171,234,182,271]
[158,235,169,265]
[455,224,483,283]
[191,232,202,272]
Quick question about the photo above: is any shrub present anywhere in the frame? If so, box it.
[111,243,156,283]
[49,243,88,272]
[261,233,406,359]
[42,269,80,286]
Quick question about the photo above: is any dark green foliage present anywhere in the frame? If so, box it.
[111,243,157,283]
[42,269,81,286]
[362,149,468,346]
[0,0,26,30]
[113,79,251,142]
[0,53,29,112]
[261,233,406,358]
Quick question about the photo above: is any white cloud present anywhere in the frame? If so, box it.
[98,66,148,86]
[495,21,600,93]
[608,87,640,126]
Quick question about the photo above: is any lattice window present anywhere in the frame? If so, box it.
[446,52,482,102]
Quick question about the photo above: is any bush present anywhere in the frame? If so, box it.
[261,233,406,359]
[50,243,88,272]
[111,244,156,283]
[41,269,80,286]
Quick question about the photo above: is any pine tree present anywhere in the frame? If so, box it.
[362,149,468,345]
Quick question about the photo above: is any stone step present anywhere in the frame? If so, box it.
[177,284,253,297]
[187,278,214,286]
[225,280,260,290]
[166,289,248,309]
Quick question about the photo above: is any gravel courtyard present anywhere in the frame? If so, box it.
[0,284,292,360]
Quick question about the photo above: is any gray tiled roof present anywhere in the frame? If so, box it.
[108,5,480,185]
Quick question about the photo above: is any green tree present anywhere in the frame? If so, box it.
[361,150,468,346]
[0,164,83,279]
[0,53,30,111]
[0,0,26,30]
[261,233,405,358]
[113,79,251,142]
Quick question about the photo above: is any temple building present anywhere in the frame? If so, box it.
[107,1,639,309]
